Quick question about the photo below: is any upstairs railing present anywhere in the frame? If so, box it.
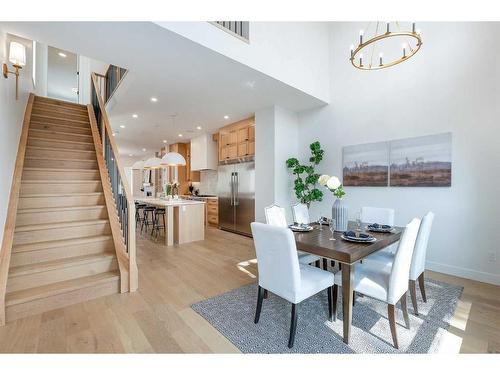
[94,65,128,105]
[90,71,137,292]
[212,21,249,41]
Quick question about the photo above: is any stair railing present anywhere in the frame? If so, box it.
[90,72,138,292]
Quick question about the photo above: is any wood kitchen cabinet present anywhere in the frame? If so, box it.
[218,117,255,162]
[167,142,199,195]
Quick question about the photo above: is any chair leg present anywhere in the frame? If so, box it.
[352,291,356,306]
[327,286,333,322]
[400,292,410,329]
[263,289,268,299]
[322,258,328,270]
[387,304,399,349]
[288,303,298,348]
[409,280,419,316]
[330,260,335,268]
[418,272,427,302]
[254,286,265,324]
[332,285,338,322]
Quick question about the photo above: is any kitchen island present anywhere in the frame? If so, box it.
[135,198,205,246]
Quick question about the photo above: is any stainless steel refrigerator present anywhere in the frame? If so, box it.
[217,161,255,236]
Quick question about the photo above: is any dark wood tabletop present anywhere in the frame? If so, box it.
[294,221,403,264]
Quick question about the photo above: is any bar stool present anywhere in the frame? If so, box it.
[141,206,155,234]
[152,208,166,238]
[135,203,147,229]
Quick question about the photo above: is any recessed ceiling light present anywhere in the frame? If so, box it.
[112,132,116,136]
[142,148,147,152]
[150,97,158,102]
[132,114,138,118]
[58,52,67,58]
[119,125,125,129]
[163,140,167,143]
[196,126,202,130]
[129,154,133,157]
[178,134,183,137]
[224,115,229,119]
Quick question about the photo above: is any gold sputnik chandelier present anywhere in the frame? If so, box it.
[350,22,422,70]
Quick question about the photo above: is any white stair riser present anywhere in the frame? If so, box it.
[13,222,111,246]
[24,158,98,170]
[5,276,119,322]
[18,194,104,209]
[29,129,93,143]
[27,137,95,151]
[7,258,117,292]
[16,206,107,226]
[11,240,115,267]
[25,147,96,161]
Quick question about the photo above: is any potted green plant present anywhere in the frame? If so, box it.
[286,141,324,207]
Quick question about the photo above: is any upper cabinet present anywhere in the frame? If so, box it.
[191,133,218,171]
[218,117,255,162]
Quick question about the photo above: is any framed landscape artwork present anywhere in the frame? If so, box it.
[389,132,452,187]
[342,141,389,186]
[342,132,452,187]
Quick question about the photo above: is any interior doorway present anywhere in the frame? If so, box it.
[47,46,79,103]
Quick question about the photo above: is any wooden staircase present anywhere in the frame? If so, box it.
[1,95,125,323]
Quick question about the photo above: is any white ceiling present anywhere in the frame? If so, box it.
[1,22,326,159]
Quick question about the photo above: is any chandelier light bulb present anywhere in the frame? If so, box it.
[379,52,384,66]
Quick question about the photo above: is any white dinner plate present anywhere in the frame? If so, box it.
[341,235,377,243]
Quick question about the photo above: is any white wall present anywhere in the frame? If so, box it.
[33,41,47,97]
[78,56,108,105]
[255,106,299,223]
[0,31,34,248]
[298,22,500,285]
[157,22,331,103]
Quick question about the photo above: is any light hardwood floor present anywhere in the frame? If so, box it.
[0,227,498,353]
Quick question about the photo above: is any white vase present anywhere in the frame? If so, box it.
[332,198,348,232]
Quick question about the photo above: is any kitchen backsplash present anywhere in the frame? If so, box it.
[198,170,218,195]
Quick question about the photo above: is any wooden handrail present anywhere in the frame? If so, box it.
[0,93,35,325]
[90,72,137,292]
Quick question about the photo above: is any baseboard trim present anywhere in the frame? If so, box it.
[426,260,500,286]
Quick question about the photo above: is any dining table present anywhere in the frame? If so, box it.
[293,221,403,345]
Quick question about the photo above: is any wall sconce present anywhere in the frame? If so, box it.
[3,41,26,100]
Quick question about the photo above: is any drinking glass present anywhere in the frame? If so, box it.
[356,210,362,233]
[317,215,323,230]
[329,219,336,240]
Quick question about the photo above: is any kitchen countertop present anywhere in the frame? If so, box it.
[135,197,205,206]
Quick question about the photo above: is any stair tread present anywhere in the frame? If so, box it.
[24,156,96,162]
[15,219,109,233]
[9,253,116,277]
[12,235,113,253]
[22,179,101,184]
[31,114,89,124]
[5,271,119,306]
[34,97,87,108]
[23,167,98,172]
[20,192,103,198]
[30,128,93,138]
[18,205,105,214]
[28,137,95,146]
[26,146,95,154]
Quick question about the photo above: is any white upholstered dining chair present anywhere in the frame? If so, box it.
[251,222,335,348]
[332,217,421,349]
[361,206,395,226]
[365,212,434,316]
[264,204,320,266]
[291,203,310,225]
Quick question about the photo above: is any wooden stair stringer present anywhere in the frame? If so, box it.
[0,93,35,326]
[86,105,131,293]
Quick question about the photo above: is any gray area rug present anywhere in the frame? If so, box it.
[191,278,463,353]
